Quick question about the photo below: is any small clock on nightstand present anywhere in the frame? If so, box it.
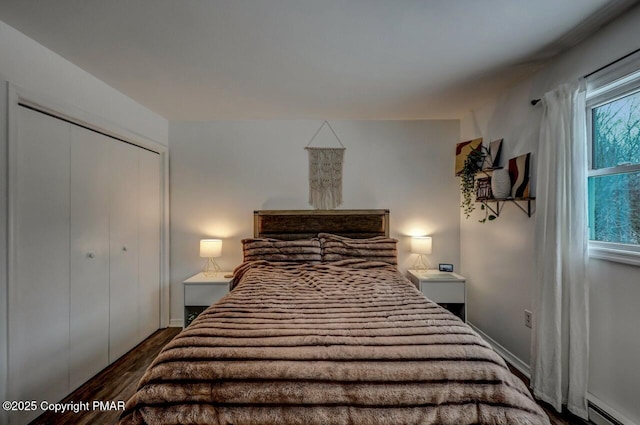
[183,272,233,327]
[407,269,467,321]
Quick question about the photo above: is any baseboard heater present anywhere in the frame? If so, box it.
[466,324,632,425]
[589,402,625,425]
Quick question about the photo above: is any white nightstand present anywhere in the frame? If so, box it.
[407,269,467,321]
[183,272,233,327]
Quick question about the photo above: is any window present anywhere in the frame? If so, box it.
[587,63,640,265]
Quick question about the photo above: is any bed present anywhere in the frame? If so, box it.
[120,210,550,425]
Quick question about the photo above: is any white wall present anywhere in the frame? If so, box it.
[0,20,168,145]
[169,120,460,325]
[460,5,640,424]
[460,78,540,365]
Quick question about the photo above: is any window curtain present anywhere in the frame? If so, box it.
[532,81,589,419]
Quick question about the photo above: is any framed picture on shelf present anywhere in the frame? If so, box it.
[475,177,492,200]
[508,152,531,197]
[483,138,503,170]
[455,138,482,175]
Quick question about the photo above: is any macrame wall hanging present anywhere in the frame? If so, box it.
[305,121,346,210]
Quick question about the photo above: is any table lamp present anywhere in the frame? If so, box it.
[411,236,432,270]
[200,239,222,276]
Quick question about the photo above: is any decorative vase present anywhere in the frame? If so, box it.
[491,169,511,199]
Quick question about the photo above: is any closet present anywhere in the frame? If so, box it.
[7,105,161,424]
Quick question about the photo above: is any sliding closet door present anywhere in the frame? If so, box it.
[138,149,161,339]
[109,141,140,362]
[69,127,110,390]
[9,107,71,424]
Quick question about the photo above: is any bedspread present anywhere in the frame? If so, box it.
[120,260,549,425]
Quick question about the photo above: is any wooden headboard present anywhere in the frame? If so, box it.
[254,209,389,240]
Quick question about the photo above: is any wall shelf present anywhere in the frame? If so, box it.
[474,167,503,178]
[476,197,536,217]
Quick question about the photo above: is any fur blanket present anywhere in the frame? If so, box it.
[120,260,549,425]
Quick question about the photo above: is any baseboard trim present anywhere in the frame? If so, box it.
[468,322,531,378]
[587,394,638,425]
[169,318,184,328]
[466,324,636,425]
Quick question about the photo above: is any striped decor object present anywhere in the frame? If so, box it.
[455,138,482,175]
[509,152,531,197]
[319,233,398,265]
[242,238,322,264]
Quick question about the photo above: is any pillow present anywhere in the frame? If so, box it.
[319,233,398,265]
[242,238,322,264]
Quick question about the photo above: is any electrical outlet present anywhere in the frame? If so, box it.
[524,310,532,328]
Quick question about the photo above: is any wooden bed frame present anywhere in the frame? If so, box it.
[254,209,389,240]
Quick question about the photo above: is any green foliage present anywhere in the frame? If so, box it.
[460,146,488,219]
[593,93,640,168]
[590,90,640,244]
[477,203,496,223]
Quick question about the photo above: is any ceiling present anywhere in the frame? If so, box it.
[0,0,636,121]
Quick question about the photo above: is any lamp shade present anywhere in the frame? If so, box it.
[411,236,432,255]
[200,239,222,258]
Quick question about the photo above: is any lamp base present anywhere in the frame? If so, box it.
[413,255,431,270]
[203,257,222,277]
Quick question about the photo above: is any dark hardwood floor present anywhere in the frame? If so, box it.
[30,327,181,425]
[31,327,587,425]
[507,365,589,425]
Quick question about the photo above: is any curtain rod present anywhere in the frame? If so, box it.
[530,46,640,106]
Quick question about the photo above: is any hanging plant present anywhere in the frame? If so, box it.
[478,203,497,223]
[459,146,490,219]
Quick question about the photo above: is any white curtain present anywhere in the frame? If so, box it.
[532,81,589,419]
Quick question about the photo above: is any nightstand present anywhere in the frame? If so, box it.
[407,269,467,321]
[183,272,233,327]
